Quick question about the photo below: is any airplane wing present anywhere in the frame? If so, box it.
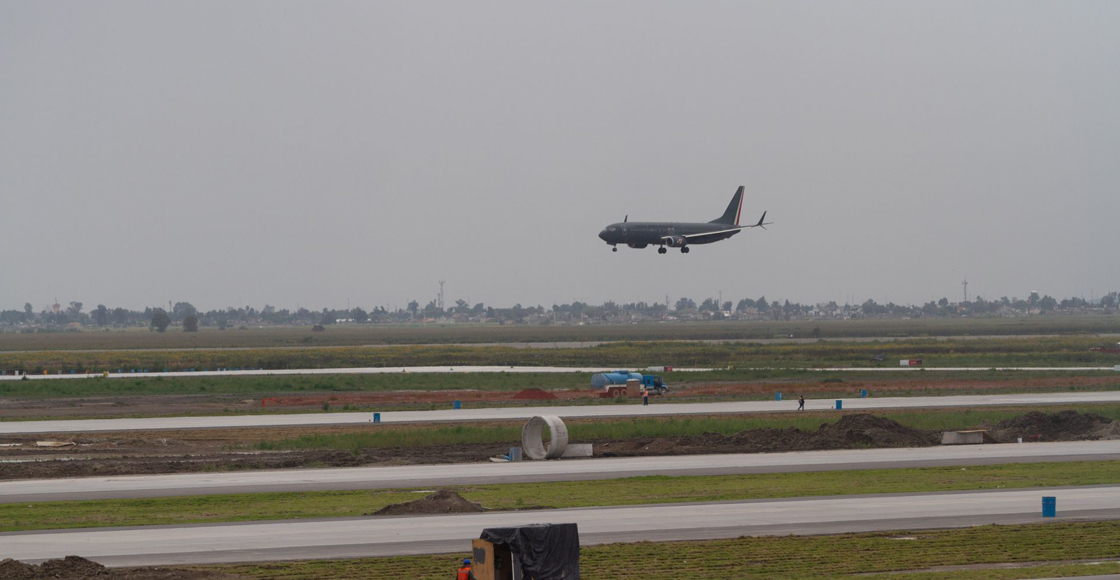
[663,227,745,244]
[662,213,771,244]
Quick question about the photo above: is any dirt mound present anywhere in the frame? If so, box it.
[990,411,1115,442]
[0,556,235,580]
[511,388,558,400]
[38,556,108,578]
[372,489,486,516]
[816,414,937,448]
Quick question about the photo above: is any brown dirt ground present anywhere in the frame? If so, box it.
[594,414,939,456]
[2,411,1113,481]
[0,556,240,580]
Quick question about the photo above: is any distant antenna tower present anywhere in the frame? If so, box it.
[962,278,969,303]
[438,280,445,311]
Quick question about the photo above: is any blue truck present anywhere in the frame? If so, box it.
[591,370,669,396]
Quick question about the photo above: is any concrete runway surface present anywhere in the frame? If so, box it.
[3,486,1116,566]
[1,364,1115,381]
[3,440,1119,503]
[4,390,1120,434]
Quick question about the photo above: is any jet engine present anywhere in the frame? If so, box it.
[665,236,687,248]
[627,242,648,249]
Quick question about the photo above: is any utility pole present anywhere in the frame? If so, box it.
[438,280,445,312]
[962,278,969,303]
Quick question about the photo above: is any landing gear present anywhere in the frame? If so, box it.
[611,246,617,252]
[681,247,690,254]
[658,247,667,254]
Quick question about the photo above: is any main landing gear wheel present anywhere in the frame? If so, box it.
[681,247,690,254]
[658,247,667,254]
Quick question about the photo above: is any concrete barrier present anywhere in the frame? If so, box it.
[521,415,569,460]
[561,444,593,458]
[941,430,993,445]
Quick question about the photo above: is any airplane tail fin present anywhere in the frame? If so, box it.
[710,186,745,226]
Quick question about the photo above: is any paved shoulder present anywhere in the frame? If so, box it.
[5,391,1120,434]
[3,440,1119,503]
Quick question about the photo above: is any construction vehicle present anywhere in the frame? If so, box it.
[590,370,668,397]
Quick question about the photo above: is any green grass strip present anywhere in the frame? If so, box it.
[205,521,1120,579]
[4,461,1120,533]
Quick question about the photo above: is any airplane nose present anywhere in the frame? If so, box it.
[598,230,608,241]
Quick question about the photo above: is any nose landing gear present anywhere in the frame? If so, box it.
[612,246,617,252]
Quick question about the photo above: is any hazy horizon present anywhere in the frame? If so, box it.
[3,2,1118,313]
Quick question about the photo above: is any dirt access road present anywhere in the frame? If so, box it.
[2,411,1116,481]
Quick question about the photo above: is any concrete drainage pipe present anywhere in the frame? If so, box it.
[521,415,569,460]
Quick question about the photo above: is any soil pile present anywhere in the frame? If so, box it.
[816,414,938,448]
[0,556,236,580]
[597,414,938,456]
[989,411,1117,443]
[372,489,486,516]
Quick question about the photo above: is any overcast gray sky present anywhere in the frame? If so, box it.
[2,1,1118,312]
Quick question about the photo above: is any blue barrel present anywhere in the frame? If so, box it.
[454,400,462,410]
[861,389,868,398]
[1042,496,1056,517]
[509,447,523,462]
[373,412,381,423]
[776,392,782,401]
[835,399,843,410]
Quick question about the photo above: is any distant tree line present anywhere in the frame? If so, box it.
[1,291,1117,331]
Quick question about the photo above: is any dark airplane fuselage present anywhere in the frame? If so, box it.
[597,186,765,253]
[597,222,739,248]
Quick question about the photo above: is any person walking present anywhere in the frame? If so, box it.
[642,387,649,406]
[798,395,805,411]
[457,558,478,580]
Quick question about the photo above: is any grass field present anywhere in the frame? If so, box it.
[203,521,1120,579]
[3,316,1119,352]
[246,404,1120,452]
[2,461,1117,533]
[3,334,1120,375]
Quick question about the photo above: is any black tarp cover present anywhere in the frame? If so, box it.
[480,523,580,580]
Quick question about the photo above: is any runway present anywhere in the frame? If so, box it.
[0,365,712,381]
[4,390,1120,434]
[2,440,1118,503]
[1,364,1114,381]
[3,486,1116,566]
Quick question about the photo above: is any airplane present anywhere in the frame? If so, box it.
[597,186,770,253]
